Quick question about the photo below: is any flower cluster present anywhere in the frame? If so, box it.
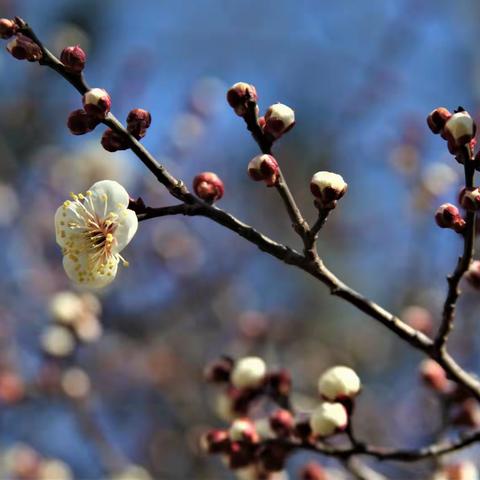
[203,358,361,479]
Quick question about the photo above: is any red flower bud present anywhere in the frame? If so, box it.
[247,154,280,186]
[126,108,152,139]
[269,409,294,437]
[0,18,17,39]
[204,356,234,383]
[67,109,99,135]
[226,82,258,116]
[267,369,292,397]
[459,187,480,211]
[83,88,111,119]
[101,129,129,152]
[427,107,452,135]
[435,203,465,232]
[6,33,42,62]
[193,172,224,203]
[60,45,86,74]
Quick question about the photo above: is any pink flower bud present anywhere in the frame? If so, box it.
[193,172,224,203]
[247,154,280,186]
[101,129,128,152]
[401,306,434,336]
[126,108,152,139]
[82,88,111,119]
[263,103,295,139]
[419,359,449,393]
[0,18,17,39]
[6,33,42,61]
[226,82,257,116]
[201,429,230,454]
[229,418,259,444]
[300,462,328,480]
[269,409,294,437]
[443,110,476,153]
[459,187,480,211]
[427,107,452,135]
[60,45,86,74]
[465,260,480,289]
[67,109,99,135]
[310,171,348,209]
[204,356,234,383]
[435,203,465,232]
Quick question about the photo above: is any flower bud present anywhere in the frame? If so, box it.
[459,187,480,211]
[451,399,480,428]
[318,366,361,402]
[82,88,111,119]
[299,462,328,480]
[267,369,292,397]
[401,305,434,336]
[441,462,479,480]
[247,154,280,186]
[257,442,290,472]
[201,429,230,454]
[443,110,476,153]
[228,442,254,470]
[269,409,294,437]
[204,356,234,383]
[67,109,99,135]
[0,18,17,39]
[126,108,152,139]
[263,103,295,139]
[101,129,129,152]
[193,172,224,203]
[231,356,267,390]
[6,33,42,61]
[435,203,466,232]
[419,359,448,392]
[310,171,347,209]
[427,108,452,135]
[226,82,258,116]
[229,418,259,443]
[465,260,480,290]
[310,402,348,437]
[60,45,86,74]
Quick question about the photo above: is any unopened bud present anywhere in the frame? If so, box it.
[401,306,434,336]
[310,402,348,437]
[193,172,224,203]
[318,366,361,402]
[300,462,328,480]
[226,82,258,116]
[435,203,465,232]
[229,418,259,444]
[67,109,99,135]
[443,110,476,154]
[459,187,480,211]
[231,356,267,390]
[263,103,295,139]
[101,129,128,152]
[0,18,17,39]
[228,442,254,470]
[127,108,152,139]
[60,45,86,74]
[442,461,479,480]
[82,88,111,119]
[247,154,279,186]
[201,429,230,454]
[451,399,480,428]
[269,409,294,437]
[204,356,234,383]
[6,33,42,61]
[267,369,292,397]
[465,260,480,290]
[310,171,347,209]
[419,359,448,392]
[427,108,452,135]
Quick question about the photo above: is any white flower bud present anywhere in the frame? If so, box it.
[318,366,361,401]
[61,368,91,399]
[82,88,111,119]
[48,291,83,325]
[231,356,267,389]
[229,418,259,443]
[310,402,348,437]
[263,103,295,138]
[443,110,476,151]
[41,326,75,357]
[310,171,348,209]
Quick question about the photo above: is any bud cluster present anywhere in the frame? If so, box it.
[427,107,477,156]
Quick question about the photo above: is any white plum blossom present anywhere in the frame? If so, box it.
[54,180,138,288]
[318,366,361,401]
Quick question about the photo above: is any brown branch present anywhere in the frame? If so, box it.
[435,147,476,351]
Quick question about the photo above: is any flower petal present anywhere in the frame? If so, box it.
[112,208,138,254]
[54,203,84,248]
[88,180,130,218]
[63,252,118,289]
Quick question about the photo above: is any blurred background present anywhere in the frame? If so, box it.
[0,0,480,478]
